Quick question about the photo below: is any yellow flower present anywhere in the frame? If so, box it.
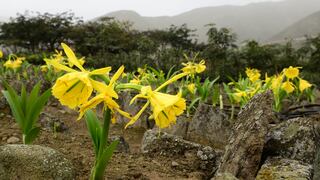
[48,43,112,109]
[40,65,48,72]
[78,66,131,122]
[79,58,85,66]
[130,78,140,85]
[264,73,271,84]
[233,89,247,103]
[44,50,66,72]
[0,50,3,58]
[299,78,312,92]
[281,80,295,94]
[187,83,196,94]
[283,66,300,79]
[271,74,283,91]
[3,59,22,69]
[126,86,186,129]
[245,68,261,82]
[182,60,206,74]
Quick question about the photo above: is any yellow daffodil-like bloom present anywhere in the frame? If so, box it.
[3,59,23,69]
[79,58,85,66]
[40,65,48,72]
[48,43,112,109]
[126,86,186,129]
[271,75,283,91]
[264,73,272,84]
[130,78,140,85]
[78,66,131,122]
[299,78,312,92]
[283,66,300,79]
[44,50,66,72]
[245,68,261,82]
[233,89,247,103]
[281,81,295,94]
[0,50,3,58]
[187,83,196,94]
[182,60,206,74]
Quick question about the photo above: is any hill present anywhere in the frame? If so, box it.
[270,10,320,42]
[97,0,320,42]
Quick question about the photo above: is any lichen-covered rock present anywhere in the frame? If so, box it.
[265,116,319,164]
[187,103,231,149]
[109,135,130,153]
[217,91,275,180]
[0,144,75,180]
[161,114,191,138]
[141,129,223,176]
[212,173,239,180]
[256,157,312,180]
[313,118,320,180]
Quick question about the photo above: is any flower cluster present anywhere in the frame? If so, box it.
[47,43,205,129]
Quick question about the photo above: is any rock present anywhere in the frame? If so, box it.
[171,161,179,167]
[162,114,191,138]
[212,173,239,180]
[0,144,75,180]
[141,129,222,177]
[117,91,151,128]
[0,95,7,109]
[265,116,319,164]
[217,91,275,180]
[6,136,20,144]
[256,157,312,179]
[109,135,130,153]
[312,118,320,180]
[187,103,231,149]
[40,112,68,132]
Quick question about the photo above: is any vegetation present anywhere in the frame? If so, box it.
[1,82,51,144]
[1,12,320,86]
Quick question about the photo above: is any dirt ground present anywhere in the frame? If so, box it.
[0,102,205,180]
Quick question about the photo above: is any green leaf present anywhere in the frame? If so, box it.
[94,140,119,179]
[188,97,201,112]
[85,110,102,156]
[25,88,51,132]
[2,90,24,130]
[24,127,41,144]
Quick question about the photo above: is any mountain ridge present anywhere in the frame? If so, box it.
[97,0,320,42]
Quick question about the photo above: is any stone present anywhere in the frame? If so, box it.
[264,116,319,164]
[187,103,231,149]
[109,135,130,153]
[141,129,222,177]
[6,136,20,144]
[171,161,179,167]
[40,112,68,132]
[161,114,191,138]
[0,95,7,109]
[0,144,75,180]
[256,157,312,180]
[212,173,239,180]
[117,91,151,128]
[217,91,275,180]
[312,117,320,180]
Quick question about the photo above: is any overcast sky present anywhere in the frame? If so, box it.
[1,0,283,20]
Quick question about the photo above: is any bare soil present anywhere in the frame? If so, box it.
[0,103,204,180]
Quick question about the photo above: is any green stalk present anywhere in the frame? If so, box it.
[115,83,142,91]
[90,108,111,180]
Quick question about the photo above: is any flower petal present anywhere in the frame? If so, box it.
[61,43,86,72]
